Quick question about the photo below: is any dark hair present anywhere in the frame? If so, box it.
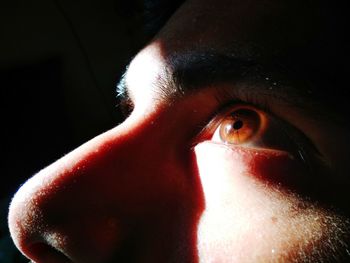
[143,0,186,37]
[114,0,185,36]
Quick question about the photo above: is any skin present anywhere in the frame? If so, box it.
[8,0,350,262]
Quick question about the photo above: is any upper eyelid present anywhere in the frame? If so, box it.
[192,88,275,145]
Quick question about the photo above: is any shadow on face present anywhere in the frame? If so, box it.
[8,0,350,262]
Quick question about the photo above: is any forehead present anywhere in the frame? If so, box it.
[155,0,347,75]
[156,0,320,54]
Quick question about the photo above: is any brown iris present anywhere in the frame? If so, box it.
[219,108,262,144]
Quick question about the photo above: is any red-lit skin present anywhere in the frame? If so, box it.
[8,0,350,262]
[9,108,204,262]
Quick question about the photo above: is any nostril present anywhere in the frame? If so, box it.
[27,242,71,263]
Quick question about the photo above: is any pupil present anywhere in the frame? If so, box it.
[233,120,243,130]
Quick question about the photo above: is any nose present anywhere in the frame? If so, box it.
[8,114,200,262]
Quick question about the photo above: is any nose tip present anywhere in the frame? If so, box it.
[8,176,71,262]
[8,168,125,263]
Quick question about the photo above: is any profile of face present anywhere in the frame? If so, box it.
[8,0,350,262]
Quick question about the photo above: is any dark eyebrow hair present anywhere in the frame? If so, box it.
[116,50,346,122]
[166,52,294,97]
[117,51,309,101]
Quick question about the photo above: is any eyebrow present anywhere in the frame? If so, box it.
[116,51,314,107]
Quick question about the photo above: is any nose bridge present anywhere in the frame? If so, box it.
[8,113,193,262]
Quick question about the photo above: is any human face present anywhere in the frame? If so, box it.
[8,0,350,262]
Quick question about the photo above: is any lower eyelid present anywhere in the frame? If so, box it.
[198,140,294,157]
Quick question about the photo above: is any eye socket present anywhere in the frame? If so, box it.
[198,102,327,192]
[213,105,268,146]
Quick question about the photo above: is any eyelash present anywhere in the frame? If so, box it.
[193,89,272,142]
[213,87,273,114]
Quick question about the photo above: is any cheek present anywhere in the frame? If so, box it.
[193,142,339,262]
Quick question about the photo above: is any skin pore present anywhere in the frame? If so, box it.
[8,0,350,262]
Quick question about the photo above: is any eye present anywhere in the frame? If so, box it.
[197,102,320,166]
[216,107,267,145]
[212,105,268,146]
